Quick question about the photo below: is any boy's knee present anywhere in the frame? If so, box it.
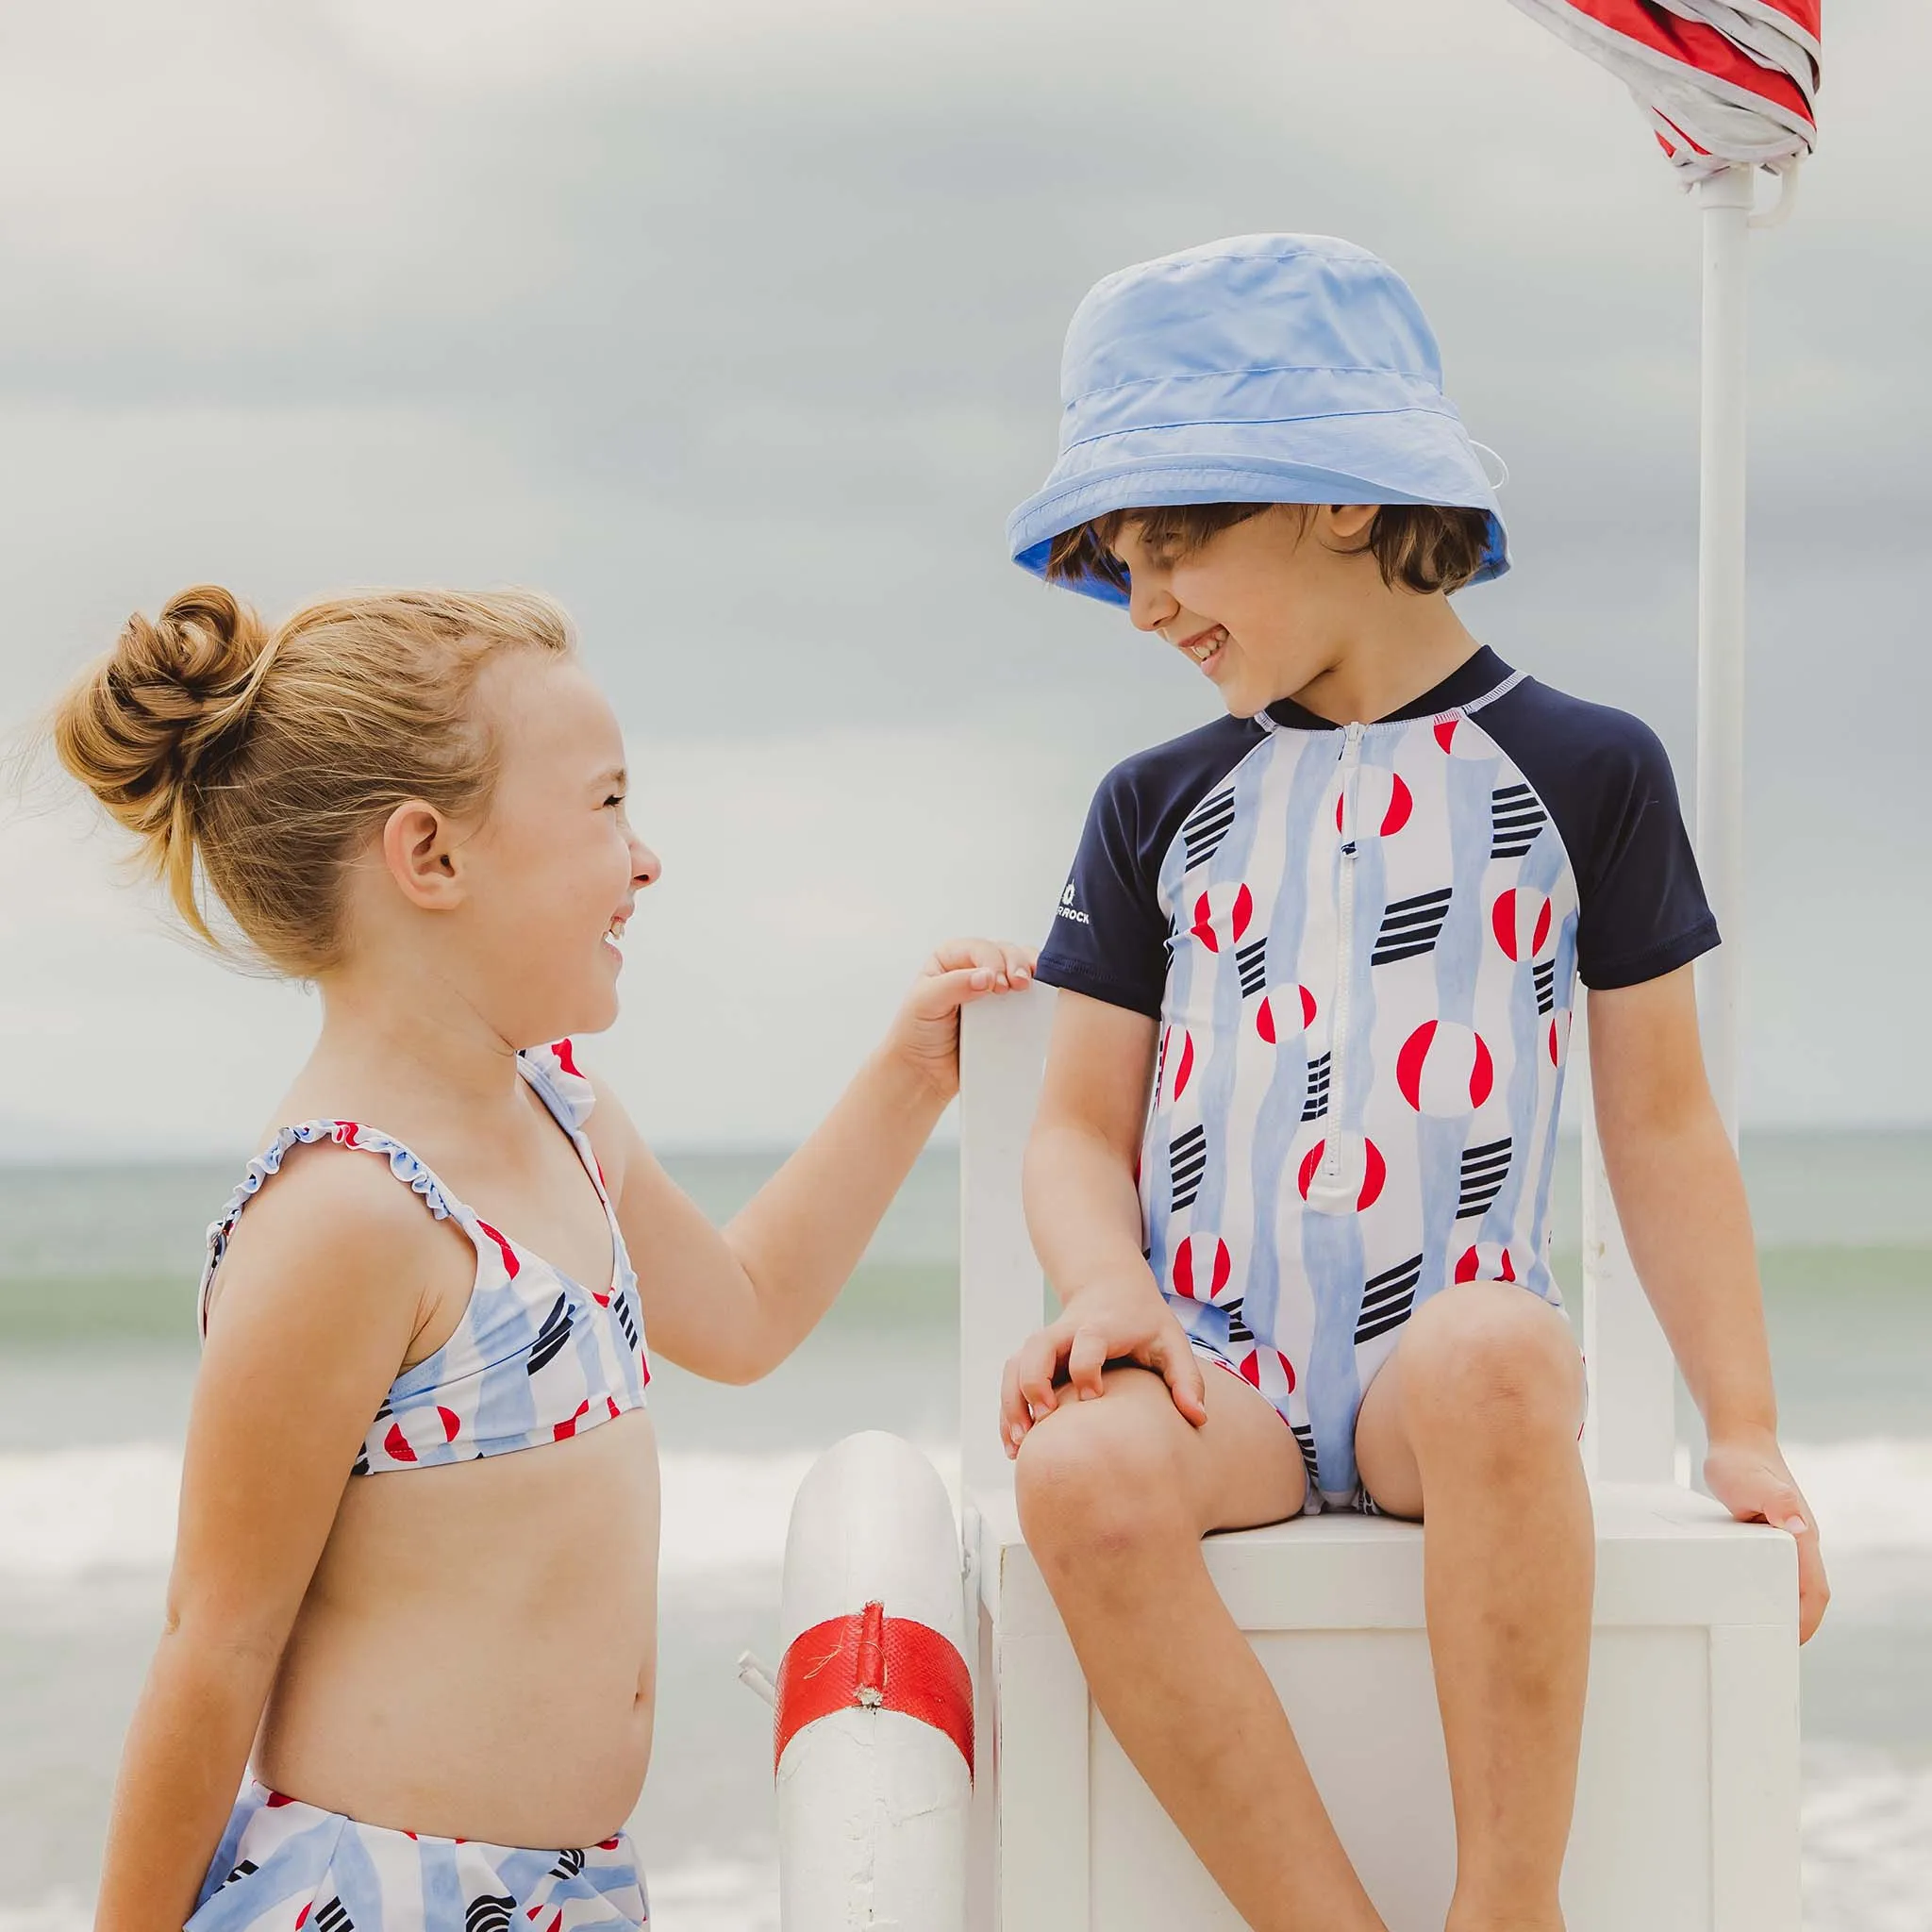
[1014,1383,1189,1565]
[1402,1285,1583,1441]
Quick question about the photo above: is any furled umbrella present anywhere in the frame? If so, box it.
[1507,2,1819,184]
[1501,1,1823,1484]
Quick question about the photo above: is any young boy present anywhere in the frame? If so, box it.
[999,235,1828,1932]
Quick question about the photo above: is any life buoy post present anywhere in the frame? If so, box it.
[771,1431,973,1929]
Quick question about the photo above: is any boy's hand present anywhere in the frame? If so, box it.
[1704,1428,1829,1641]
[888,939,1037,1105]
[1000,1284,1208,1457]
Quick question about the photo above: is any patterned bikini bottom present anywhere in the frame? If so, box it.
[188,1781,648,1932]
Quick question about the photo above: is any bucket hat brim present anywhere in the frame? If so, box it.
[1008,411,1508,608]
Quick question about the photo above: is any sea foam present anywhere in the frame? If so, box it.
[0,1864,784,1932]
[5,1760,1929,1932]
[1784,1438,1932,1556]
[0,1441,962,1584]
[0,1437,1920,1584]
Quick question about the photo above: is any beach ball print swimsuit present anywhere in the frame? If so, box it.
[186,1042,653,1932]
[1033,648,1719,1510]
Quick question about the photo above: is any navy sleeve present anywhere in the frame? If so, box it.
[1477,679,1720,991]
[1035,716,1259,1020]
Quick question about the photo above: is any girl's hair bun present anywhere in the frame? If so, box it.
[58,585,269,817]
[53,585,272,917]
[51,583,573,975]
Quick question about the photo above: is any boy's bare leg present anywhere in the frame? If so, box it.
[1355,1282,1592,1932]
[1015,1364,1386,1932]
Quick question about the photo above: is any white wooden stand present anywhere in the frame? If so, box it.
[958,987,1798,1932]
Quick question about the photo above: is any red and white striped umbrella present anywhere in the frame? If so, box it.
[1508,2,1820,176]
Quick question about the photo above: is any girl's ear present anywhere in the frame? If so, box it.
[380,800,466,910]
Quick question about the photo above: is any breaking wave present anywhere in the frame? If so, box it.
[0,1441,962,1583]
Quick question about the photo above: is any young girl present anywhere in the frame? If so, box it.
[54,585,1033,1932]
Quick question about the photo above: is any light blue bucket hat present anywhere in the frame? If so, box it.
[1007,234,1509,604]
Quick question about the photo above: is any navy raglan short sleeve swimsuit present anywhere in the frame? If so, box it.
[1034,647,1718,1511]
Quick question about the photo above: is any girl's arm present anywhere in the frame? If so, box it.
[95,1157,441,1932]
[1000,989,1208,1456]
[602,939,1034,1385]
[1588,964,1829,1641]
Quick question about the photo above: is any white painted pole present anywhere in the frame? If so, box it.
[1695,165,1755,1145]
[1580,170,1757,1488]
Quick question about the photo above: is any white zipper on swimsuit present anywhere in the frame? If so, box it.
[1318,722,1367,1199]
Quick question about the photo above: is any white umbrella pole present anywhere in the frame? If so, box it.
[1580,164,1757,1487]
[1695,165,1755,1144]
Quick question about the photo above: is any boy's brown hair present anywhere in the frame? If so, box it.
[1044,502,1492,599]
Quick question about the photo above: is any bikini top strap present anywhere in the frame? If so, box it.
[197,1120,470,1341]
[519,1040,596,1136]
[517,1040,610,1203]
[199,1042,605,1342]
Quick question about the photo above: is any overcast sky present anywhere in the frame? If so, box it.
[1,0,1924,1154]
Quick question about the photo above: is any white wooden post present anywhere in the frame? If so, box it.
[1708,1622,1803,1925]
[958,989,1053,1507]
[958,987,1066,1932]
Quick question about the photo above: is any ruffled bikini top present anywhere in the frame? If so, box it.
[199,1040,651,1475]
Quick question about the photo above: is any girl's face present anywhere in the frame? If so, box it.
[456,653,659,1046]
[1110,504,1381,719]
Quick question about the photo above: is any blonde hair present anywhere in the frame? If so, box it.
[53,585,574,977]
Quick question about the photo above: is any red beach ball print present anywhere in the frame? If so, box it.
[475,1218,521,1279]
[1335,769,1412,839]
[1297,1136,1387,1212]
[1240,1347,1298,1405]
[1491,889,1555,961]
[1548,1009,1572,1067]
[1395,1021,1494,1114]
[1158,1025,1196,1105]
[1172,1235,1234,1305]
[1190,882,1253,954]
[1255,983,1317,1045]
[384,1405,462,1463]
[1433,717,1493,759]
[1455,1242,1522,1284]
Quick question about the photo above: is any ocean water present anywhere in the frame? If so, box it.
[1,1139,1927,1931]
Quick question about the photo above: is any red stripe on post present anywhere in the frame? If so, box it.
[774,1602,974,1778]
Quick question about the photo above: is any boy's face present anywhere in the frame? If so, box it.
[1110,504,1382,720]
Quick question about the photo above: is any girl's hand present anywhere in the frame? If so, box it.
[1000,1282,1208,1457]
[1704,1428,1830,1641]
[888,938,1037,1105]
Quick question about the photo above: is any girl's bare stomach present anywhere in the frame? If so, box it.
[252,1407,660,1849]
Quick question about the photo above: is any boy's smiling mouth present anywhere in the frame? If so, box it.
[1172,624,1229,673]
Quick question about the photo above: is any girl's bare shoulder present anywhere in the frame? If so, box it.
[205,1135,464,1341]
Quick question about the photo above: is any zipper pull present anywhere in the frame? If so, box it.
[1339,721,1366,853]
